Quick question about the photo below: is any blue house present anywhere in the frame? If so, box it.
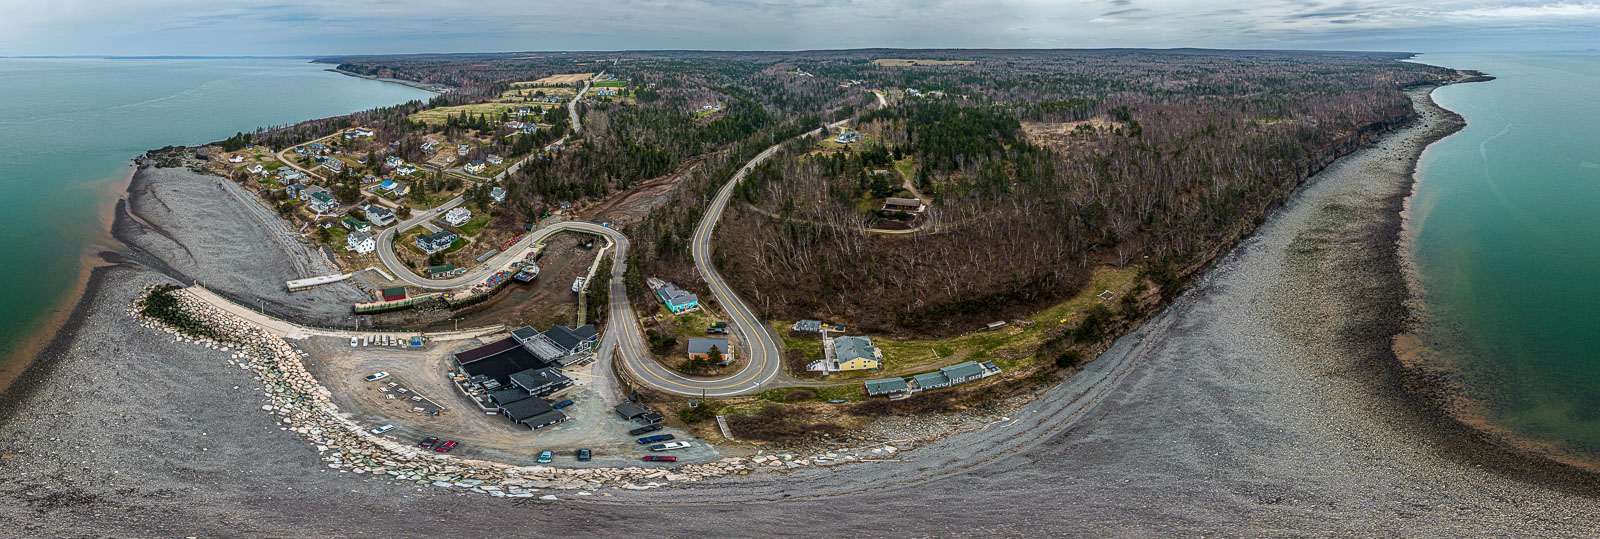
[653,282,699,314]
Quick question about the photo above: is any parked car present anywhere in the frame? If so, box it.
[577,449,591,462]
[363,371,390,382]
[436,440,458,452]
[537,450,553,464]
[649,441,691,452]
[370,424,395,434]
[628,424,663,436]
[636,434,675,444]
[641,455,677,462]
[710,322,727,328]
[349,337,359,347]
[419,436,438,449]
[551,399,575,409]
[705,328,728,335]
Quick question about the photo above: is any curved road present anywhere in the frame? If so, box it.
[374,73,599,289]
[374,88,868,397]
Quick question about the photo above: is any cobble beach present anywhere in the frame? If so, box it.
[3,80,1600,536]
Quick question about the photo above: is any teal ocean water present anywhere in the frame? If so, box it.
[1405,53,1600,464]
[0,58,433,383]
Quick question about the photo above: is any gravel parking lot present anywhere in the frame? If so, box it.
[297,334,710,467]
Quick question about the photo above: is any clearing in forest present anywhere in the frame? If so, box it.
[1021,116,1127,149]
[872,58,976,66]
[515,73,595,86]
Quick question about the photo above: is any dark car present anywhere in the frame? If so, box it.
[577,449,591,462]
[419,436,438,449]
[551,399,575,409]
[636,434,675,444]
[641,455,677,462]
[436,440,458,453]
[628,424,663,436]
[705,328,728,335]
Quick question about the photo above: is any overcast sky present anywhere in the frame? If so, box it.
[3,0,1598,56]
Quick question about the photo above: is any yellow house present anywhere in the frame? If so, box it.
[833,335,881,371]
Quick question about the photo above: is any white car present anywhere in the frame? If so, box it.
[650,441,691,452]
[350,337,359,347]
[364,371,391,382]
[371,424,396,434]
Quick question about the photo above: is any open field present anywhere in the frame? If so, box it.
[872,58,976,66]
[409,102,529,125]
[497,86,574,101]
[780,266,1141,383]
[592,80,628,88]
[1021,116,1127,149]
[514,73,594,86]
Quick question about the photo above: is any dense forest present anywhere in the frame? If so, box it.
[295,50,1455,337]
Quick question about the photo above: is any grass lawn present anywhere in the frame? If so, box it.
[457,212,492,236]
[775,266,1143,380]
[893,157,916,184]
[592,80,628,88]
[409,103,527,126]
[514,73,594,86]
[772,321,825,362]
[439,238,468,255]
[872,58,976,67]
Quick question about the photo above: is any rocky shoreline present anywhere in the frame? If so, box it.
[3,79,1600,535]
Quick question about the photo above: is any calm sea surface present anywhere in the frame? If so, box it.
[1405,53,1600,462]
[0,58,433,383]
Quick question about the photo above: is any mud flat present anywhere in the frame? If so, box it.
[3,85,1599,536]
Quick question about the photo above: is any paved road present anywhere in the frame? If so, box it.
[372,72,604,289]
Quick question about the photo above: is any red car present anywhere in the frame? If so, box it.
[419,436,438,449]
[436,440,458,453]
[641,455,676,462]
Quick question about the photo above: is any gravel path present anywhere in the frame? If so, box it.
[2,86,1598,536]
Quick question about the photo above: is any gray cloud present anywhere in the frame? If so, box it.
[1,0,1597,55]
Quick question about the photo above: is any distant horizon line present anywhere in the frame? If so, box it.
[4,47,1595,60]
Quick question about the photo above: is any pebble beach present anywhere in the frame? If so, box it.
[2,84,1599,535]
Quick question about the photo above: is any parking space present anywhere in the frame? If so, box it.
[299,335,716,467]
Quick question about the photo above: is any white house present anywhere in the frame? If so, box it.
[490,186,507,203]
[227,154,244,163]
[246,164,264,175]
[443,207,472,227]
[394,164,416,176]
[384,156,403,168]
[486,154,504,165]
[346,230,376,254]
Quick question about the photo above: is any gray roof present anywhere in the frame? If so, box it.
[666,293,698,308]
[489,388,531,406]
[940,361,987,381]
[522,410,568,429]
[794,320,822,332]
[499,397,554,421]
[884,197,921,207]
[511,326,541,341]
[509,367,570,392]
[687,337,728,356]
[833,336,875,362]
[615,402,651,419]
[522,334,567,362]
[544,324,597,352]
[864,378,908,396]
[913,372,950,388]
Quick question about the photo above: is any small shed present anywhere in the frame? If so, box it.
[381,286,407,301]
